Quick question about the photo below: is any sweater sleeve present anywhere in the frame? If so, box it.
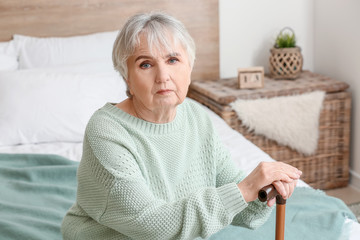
[213,128,273,229]
[77,119,248,240]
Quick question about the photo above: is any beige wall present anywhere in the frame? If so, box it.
[314,0,360,189]
[219,0,314,78]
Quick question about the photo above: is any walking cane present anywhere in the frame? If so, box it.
[258,185,286,240]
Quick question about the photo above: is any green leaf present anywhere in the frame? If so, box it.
[275,31,296,48]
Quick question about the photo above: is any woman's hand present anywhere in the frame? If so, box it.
[266,180,298,207]
[237,162,302,207]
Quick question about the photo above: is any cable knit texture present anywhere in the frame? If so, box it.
[61,98,272,240]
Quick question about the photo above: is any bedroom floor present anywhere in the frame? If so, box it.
[325,185,360,205]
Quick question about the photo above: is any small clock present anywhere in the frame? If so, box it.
[237,66,264,89]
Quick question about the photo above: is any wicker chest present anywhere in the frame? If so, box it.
[188,71,351,190]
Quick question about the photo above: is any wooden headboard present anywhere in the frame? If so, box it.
[0,0,219,80]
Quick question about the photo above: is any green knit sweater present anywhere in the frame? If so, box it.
[61,99,272,240]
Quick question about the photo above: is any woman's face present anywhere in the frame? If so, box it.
[126,33,192,112]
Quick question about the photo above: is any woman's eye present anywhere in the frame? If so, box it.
[140,63,151,69]
[168,58,178,64]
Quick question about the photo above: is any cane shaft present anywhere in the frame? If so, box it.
[275,202,286,240]
[258,185,287,240]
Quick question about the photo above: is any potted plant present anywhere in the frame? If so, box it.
[269,27,303,79]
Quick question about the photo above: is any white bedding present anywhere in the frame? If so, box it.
[0,142,83,162]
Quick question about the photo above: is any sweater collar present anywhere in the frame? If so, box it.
[102,101,185,135]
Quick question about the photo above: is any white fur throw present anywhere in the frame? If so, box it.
[230,91,326,156]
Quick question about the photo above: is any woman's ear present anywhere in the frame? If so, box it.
[126,79,135,96]
[187,71,192,86]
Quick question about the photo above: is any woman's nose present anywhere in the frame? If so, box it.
[155,65,170,83]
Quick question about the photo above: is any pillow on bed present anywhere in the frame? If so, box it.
[14,31,118,69]
[0,40,18,71]
[0,69,127,146]
[31,60,118,74]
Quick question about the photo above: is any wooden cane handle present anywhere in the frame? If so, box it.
[258,185,278,202]
[258,185,287,204]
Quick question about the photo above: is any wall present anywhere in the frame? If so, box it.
[219,0,360,189]
[314,0,360,189]
[219,0,314,78]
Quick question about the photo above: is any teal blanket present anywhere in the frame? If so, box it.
[0,153,357,240]
[0,154,78,240]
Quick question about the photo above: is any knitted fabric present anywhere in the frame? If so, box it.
[61,99,272,240]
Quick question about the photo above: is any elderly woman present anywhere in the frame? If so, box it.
[61,12,301,240]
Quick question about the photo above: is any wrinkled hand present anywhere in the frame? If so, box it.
[266,180,298,207]
[237,162,302,207]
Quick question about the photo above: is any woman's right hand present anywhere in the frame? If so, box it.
[237,162,302,206]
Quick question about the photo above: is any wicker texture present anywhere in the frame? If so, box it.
[188,71,351,189]
[269,47,303,79]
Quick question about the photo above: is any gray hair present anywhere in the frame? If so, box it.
[112,12,196,97]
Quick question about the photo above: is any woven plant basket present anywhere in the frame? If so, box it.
[269,27,303,79]
[269,47,303,79]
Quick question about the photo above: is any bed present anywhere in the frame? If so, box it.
[0,0,359,239]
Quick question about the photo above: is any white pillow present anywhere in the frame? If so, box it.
[31,61,118,74]
[0,40,18,71]
[0,69,127,146]
[14,31,118,69]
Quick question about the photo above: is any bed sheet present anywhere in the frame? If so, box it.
[0,142,83,162]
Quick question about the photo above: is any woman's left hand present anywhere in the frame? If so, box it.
[266,180,298,207]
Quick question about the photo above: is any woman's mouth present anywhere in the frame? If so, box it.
[156,89,173,95]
